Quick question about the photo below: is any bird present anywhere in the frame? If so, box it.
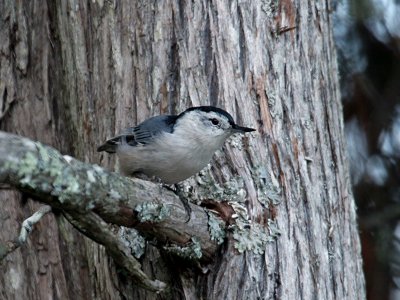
[97,106,255,184]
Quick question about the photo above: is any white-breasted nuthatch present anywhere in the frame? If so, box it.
[98,106,255,184]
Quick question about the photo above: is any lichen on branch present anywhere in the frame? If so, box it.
[0,131,219,291]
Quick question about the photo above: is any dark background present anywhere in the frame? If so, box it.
[334,1,400,299]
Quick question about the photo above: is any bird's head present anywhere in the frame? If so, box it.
[175,106,255,146]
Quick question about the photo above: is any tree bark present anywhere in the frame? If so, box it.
[0,0,365,299]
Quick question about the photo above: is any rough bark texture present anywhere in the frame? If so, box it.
[0,1,365,300]
[0,131,217,262]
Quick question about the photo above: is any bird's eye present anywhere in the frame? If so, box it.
[210,118,219,125]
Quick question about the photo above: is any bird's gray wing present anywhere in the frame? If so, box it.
[97,115,177,153]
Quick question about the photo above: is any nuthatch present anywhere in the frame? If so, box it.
[98,106,255,183]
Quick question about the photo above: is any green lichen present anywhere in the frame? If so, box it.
[108,189,121,200]
[5,142,91,207]
[207,210,226,245]
[233,219,280,254]
[92,164,109,185]
[251,166,281,206]
[179,165,282,255]
[163,237,202,260]
[267,219,281,238]
[119,227,146,259]
[52,173,81,203]
[228,198,280,255]
[86,170,96,183]
[4,150,38,189]
[17,152,38,179]
[228,135,244,150]
[261,0,278,17]
[135,202,170,223]
[5,143,57,189]
[181,168,247,204]
[229,201,250,222]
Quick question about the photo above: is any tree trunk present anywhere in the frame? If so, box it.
[0,0,365,299]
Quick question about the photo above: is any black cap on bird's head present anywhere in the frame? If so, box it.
[181,106,256,133]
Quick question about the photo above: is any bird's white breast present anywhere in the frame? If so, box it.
[116,123,227,184]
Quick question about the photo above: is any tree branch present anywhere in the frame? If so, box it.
[0,131,219,290]
[0,205,51,260]
[63,211,167,292]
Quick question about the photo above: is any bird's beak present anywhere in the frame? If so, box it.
[232,124,256,133]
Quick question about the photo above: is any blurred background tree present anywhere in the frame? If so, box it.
[334,0,400,299]
[0,0,366,299]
